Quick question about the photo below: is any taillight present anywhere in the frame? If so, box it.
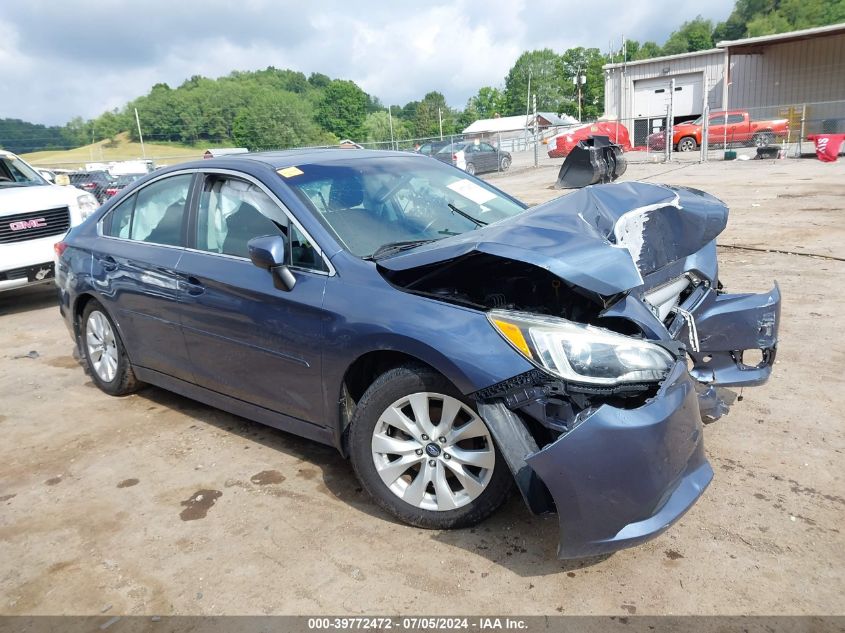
[106,188,118,196]
[452,153,457,161]
[54,241,67,257]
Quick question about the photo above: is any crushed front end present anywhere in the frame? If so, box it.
[475,263,780,558]
[381,181,781,558]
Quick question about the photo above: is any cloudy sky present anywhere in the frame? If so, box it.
[1,0,736,125]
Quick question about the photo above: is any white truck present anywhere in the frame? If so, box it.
[1,150,99,292]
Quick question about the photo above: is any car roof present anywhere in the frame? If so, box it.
[150,148,433,177]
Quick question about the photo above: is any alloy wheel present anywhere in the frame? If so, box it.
[370,392,495,511]
[86,310,118,383]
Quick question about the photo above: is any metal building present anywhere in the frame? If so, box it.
[603,23,845,147]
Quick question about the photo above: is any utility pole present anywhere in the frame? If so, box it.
[388,105,395,150]
[525,69,532,122]
[532,93,539,167]
[667,77,675,163]
[134,108,146,159]
[438,107,443,140]
[573,65,585,122]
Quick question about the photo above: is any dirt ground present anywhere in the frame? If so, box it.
[1,157,843,616]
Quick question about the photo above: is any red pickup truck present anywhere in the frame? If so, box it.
[648,110,789,151]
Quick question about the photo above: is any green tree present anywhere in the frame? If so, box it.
[503,49,566,115]
[308,72,331,89]
[362,111,409,144]
[233,90,333,150]
[662,16,715,55]
[467,86,506,119]
[316,79,369,140]
[633,41,663,60]
[414,91,456,138]
[713,0,844,40]
[399,101,420,122]
[559,47,606,120]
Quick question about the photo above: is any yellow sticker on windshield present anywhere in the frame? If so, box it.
[277,166,303,178]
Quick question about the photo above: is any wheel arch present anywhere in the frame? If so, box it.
[72,293,134,364]
[334,346,472,455]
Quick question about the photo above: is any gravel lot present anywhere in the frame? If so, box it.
[1,157,843,616]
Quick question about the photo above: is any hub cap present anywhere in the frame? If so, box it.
[371,392,495,511]
[86,310,118,383]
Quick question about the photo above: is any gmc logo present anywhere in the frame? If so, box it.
[9,218,47,231]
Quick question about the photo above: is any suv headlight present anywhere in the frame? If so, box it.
[76,193,99,219]
[488,310,674,385]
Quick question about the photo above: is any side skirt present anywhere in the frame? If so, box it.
[133,366,336,448]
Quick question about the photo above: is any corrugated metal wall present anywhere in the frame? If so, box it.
[728,33,845,109]
[603,51,725,124]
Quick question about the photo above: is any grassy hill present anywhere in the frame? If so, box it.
[20,133,231,169]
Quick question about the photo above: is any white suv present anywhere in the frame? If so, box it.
[1,150,99,292]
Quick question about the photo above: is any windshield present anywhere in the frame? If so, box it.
[0,155,47,187]
[690,115,703,125]
[283,156,527,258]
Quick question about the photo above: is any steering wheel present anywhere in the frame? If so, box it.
[0,176,13,182]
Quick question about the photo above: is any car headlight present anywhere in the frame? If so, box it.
[488,309,674,385]
[76,193,99,219]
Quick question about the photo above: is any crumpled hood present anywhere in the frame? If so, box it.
[378,182,728,296]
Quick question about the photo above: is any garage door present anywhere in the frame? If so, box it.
[633,73,703,118]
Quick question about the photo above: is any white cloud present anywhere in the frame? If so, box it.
[0,0,736,124]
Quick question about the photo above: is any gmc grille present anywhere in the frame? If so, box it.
[0,206,70,244]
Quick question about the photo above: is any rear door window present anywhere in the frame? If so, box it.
[102,173,192,246]
[131,175,192,246]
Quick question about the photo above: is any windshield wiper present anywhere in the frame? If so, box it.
[366,239,438,261]
[448,203,487,227]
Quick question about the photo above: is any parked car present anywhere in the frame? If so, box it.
[68,170,114,203]
[56,149,780,558]
[415,140,452,157]
[547,122,633,158]
[0,150,99,292]
[648,111,790,152]
[104,173,144,199]
[435,141,511,174]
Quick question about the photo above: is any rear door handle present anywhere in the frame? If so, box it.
[183,275,205,296]
[97,255,118,271]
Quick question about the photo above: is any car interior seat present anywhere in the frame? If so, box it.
[145,200,185,246]
[221,201,283,258]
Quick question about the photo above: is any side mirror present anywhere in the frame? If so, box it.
[248,235,296,291]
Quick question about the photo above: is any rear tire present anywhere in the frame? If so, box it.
[464,162,476,176]
[81,300,141,396]
[348,364,512,529]
[677,136,697,152]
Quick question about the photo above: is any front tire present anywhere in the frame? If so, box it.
[81,300,141,396]
[677,136,697,152]
[499,156,511,171]
[349,365,512,529]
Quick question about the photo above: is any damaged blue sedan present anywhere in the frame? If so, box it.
[55,149,780,558]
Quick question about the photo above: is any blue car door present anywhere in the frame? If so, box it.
[176,172,329,427]
[91,172,196,381]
